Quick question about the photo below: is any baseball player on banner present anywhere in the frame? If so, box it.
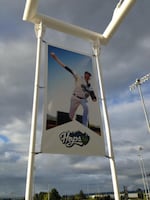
[50,52,97,126]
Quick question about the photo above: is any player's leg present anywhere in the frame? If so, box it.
[69,95,80,120]
[81,99,88,126]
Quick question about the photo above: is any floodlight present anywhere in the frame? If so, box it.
[129,73,150,91]
[129,73,150,133]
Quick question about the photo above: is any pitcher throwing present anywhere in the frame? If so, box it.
[50,52,97,126]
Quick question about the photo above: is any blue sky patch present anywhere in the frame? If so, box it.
[0,135,9,143]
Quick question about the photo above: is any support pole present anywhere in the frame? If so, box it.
[140,157,150,199]
[25,22,45,200]
[138,147,150,200]
[138,154,148,200]
[93,41,120,200]
[137,83,150,133]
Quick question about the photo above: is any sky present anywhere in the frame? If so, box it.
[0,0,150,197]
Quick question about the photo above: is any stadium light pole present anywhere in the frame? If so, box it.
[129,73,150,133]
[138,146,150,200]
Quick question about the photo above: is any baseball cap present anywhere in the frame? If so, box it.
[84,71,91,76]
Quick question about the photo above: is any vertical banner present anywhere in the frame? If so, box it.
[41,44,105,156]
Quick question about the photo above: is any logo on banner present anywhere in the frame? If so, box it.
[59,130,90,147]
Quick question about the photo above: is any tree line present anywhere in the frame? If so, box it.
[33,187,145,200]
[33,188,113,200]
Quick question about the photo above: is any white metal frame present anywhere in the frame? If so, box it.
[22,1,137,200]
[23,0,136,45]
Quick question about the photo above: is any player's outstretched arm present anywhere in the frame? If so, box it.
[50,52,66,68]
[50,52,76,77]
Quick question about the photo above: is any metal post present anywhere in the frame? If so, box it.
[138,147,150,200]
[141,158,150,199]
[25,22,45,200]
[138,154,148,200]
[93,41,120,200]
[137,83,150,133]
[48,185,50,200]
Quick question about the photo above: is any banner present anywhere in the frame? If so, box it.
[41,44,105,156]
